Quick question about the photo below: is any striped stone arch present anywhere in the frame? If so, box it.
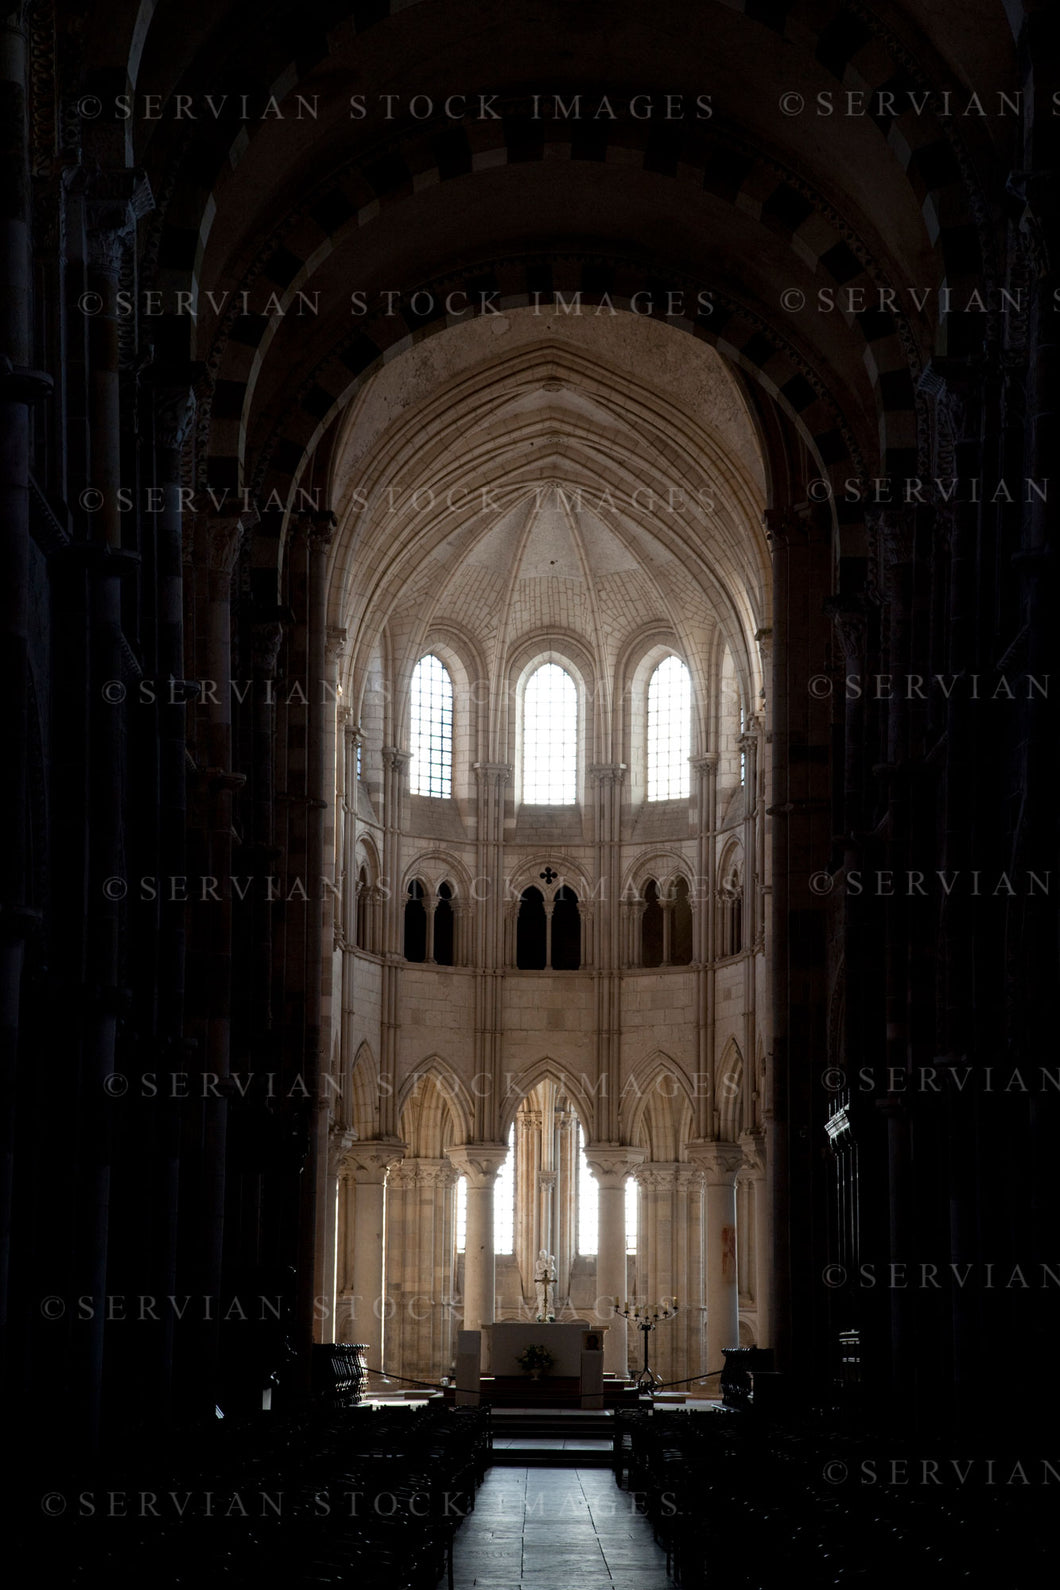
[197,168,909,495]
[142,0,990,331]
[134,13,995,507]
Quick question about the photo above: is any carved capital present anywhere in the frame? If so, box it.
[325,625,348,666]
[588,763,627,785]
[474,761,513,788]
[445,1142,509,1186]
[738,1130,766,1176]
[382,745,412,774]
[867,506,916,571]
[327,1126,357,1179]
[583,1144,646,1190]
[825,595,871,664]
[687,1139,745,1186]
[251,619,285,675]
[295,509,337,554]
[342,1140,406,1183]
[83,167,153,279]
[633,1160,682,1191]
[154,387,197,453]
[764,504,813,551]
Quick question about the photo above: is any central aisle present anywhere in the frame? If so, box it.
[447,1465,673,1589]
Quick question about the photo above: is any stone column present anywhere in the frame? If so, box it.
[660,897,673,965]
[538,1169,556,1283]
[446,1144,508,1365]
[690,1141,744,1378]
[634,1162,684,1384]
[589,764,625,1137]
[0,0,52,1371]
[324,1128,355,1340]
[690,754,719,1139]
[584,1145,645,1376]
[471,764,511,1137]
[453,898,472,968]
[379,748,410,1141]
[343,1141,405,1382]
[740,1130,769,1346]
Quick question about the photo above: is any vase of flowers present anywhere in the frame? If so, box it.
[516,1344,554,1380]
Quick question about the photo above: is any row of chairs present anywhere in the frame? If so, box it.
[37,1400,491,1588]
[613,1407,1049,1587]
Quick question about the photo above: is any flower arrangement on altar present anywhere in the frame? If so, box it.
[515,1344,554,1379]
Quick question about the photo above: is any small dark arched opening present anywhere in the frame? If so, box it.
[404,879,427,962]
[434,881,454,966]
[516,886,547,969]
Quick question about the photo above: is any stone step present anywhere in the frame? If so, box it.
[490,1436,615,1467]
[488,1407,617,1465]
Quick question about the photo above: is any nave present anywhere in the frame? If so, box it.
[450,1466,671,1590]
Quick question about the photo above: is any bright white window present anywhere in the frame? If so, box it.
[493,1124,515,1254]
[647,655,691,801]
[523,663,577,805]
[626,1175,638,1255]
[577,1121,598,1256]
[455,1175,466,1252]
[409,653,453,797]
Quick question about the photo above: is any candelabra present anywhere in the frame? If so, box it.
[617,1295,678,1392]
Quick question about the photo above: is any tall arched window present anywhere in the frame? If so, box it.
[523,663,577,804]
[455,1176,466,1253]
[626,1176,638,1255]
[647,655,691,801]
[576,1120,598,1256]
[410,653,453,797]
[494,1123,515,1254]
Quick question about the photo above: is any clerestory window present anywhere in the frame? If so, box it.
[523,663,577,804]
[647,655,691,801]
[410,653,453,797]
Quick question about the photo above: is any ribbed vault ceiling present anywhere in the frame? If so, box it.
[326,309,768,734]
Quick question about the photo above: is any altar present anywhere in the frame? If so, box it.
[483,1321,607,1376]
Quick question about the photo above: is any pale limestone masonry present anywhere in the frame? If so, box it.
[322,314,770,1387]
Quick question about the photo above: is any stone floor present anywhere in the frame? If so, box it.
[490,1436,612,1454]
[445,1466,673,1589]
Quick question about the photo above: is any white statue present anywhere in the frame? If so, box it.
[534,1248,557,1319]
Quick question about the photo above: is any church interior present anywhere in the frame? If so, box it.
[2,0,1057,1584]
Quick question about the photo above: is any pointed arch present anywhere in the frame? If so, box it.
[623,1051,697,1157]
[718,1039,745,1143]
[398,1059,474,1158]
[349,1041,380,1139]
[500,1059,601,1144]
